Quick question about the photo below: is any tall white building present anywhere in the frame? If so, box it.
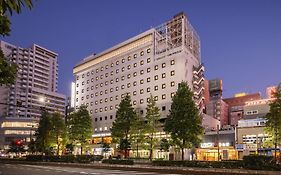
[73,12,204,138]
[0,41,66,150]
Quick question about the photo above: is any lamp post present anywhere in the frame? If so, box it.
[217,124,220,161]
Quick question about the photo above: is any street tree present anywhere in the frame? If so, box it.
[34,110,53,155]
[68,105,92,155]
[111,94,137,158]
[164,82,203,160]
[0,0,33,36]
[0,0,34,86]
[264,83,281,163]
[145,94,161,161]
[130,115,146,158]
[50,112,67,155]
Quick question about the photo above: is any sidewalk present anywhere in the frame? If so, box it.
[0,159,280,175]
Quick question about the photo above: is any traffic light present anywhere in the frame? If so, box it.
[15,139,23,146]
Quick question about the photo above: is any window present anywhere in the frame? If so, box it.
[81,89,84,93]
[147,67,151,73]
[162,106,166,111]
[95,118,97,122]
[162,94,166,99]
[76,83,79,87]
[82,74,85,78]
[127,65,131,70]
[147,58,151,63]
[128,56,131,61]
[121,85,125,89]
[162,63,166,68]
[96,69,99,73]
[115,95,118,100]
[171,59,175,65]
[122,67,125,72]
[105,65,109,69]
[105,116,108,120]
[140,99,144,104]
[162,83,166,89]
[140,89,144,94]
[133,63,137,67]
[127,74,131,79]
[162,73,166,78]
[105,98,108,102]
[133,72,137,77]
[154,75,158,80]
[116,69,119,74]
[147,87,150,92]
[116,86,119,91]
[111,63,114,67]
[96,76,99,80]
[100,99,103,103]
[95,109,98,113]
[116,78,119,82]
[140,70,144,75]
[110,79,114,84]
[100,75,103,79]
[171,92,175,98]
[154,65,158,70]
[127,83,131,88]
[140,60,144,65]
[140,51,144,56]
[110,97,113,101]
[110,106,113,110]
[133,81,137,86]
[100,83,103,87]
[105,89,108,94]
[122,58,125,63]
[154,85,158,91]
[100,67,104,71]
[147,48,151,53]
[91,94,94,98]
[105,107,108,111]
[147,77,151,82]
[140,79,144,84]
[134,54,137,58]
[95,92,98,96]
[171,70,175,76]
[82,81,85,85]
[116,61,119,65]
[105,81,108,85]
[154,96,158,101]
[133,100,137,105]
[133,91,137,95]
[87,72,90,76]
[91,70,94,75]
[110,115,113,119]
[100,116,102,120]
[121,76,125,80]
[110,71,113,75]
[171,81,175,87]
[76,76,79,80]
[91,78,94,82]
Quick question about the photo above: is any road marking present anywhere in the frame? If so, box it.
[80,172,88,174]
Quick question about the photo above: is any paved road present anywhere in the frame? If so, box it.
[0,163,185,175]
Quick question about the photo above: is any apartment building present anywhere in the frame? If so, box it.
[73,12,205,138]
[0,41,66,150]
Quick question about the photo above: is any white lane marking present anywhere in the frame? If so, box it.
[80,172,88,174]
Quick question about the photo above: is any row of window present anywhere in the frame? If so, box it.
[77,48,152,80]
[77,80,176,103]
[90,92,175,114]
[77,60,175,88]
[78,71,175,97]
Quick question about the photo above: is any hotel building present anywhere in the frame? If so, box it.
[0,41,66,150]
[73,12,205,139]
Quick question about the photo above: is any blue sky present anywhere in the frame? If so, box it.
[1,0,281,98]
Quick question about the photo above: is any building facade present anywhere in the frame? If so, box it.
[0,41,66,150]
[73,13,204,139]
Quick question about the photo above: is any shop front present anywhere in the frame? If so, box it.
[196,142,237,161]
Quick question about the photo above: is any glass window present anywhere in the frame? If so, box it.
[147,77,151,82]
[133,72,137,77]
[133,81,137,86]
[128,56,131,61]
[154,75,158,80]
[140,79,144,84]
[140,60,144,65]
[122,59,125,63]
[127,83,131,88]
[140,99,144,104]
[147,48,151,53]
[127,74,131,79]
[171,70,175,76]
[147,87,150,92]
[154,65,158,70]
[154,85,158,91]
[140,89,144,94]
[134,54,137,58]
[121,76,125,80]
[127,65,131,70]
[162,63,166,68]
[147,58,151,63]
[154,96,158,101]
[134,63,137,67]
[133,91,137,95]
[171,59,175,65]
[162,94,166,99]
[116,69,119,73]
[171,81,175,87]
[140,70,144,75]
[147,67,151,73]
[162,73,166,78]
[140,51,144,56]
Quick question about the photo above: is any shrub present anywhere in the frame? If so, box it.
[102,159,134,165]
[243,155,281,171]
[26,155,44,161]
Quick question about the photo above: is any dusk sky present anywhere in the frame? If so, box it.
[1,0,281,98]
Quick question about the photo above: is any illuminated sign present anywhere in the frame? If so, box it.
[200,142,230,148]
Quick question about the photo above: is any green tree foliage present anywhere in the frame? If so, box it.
[0,0,33,86]
[50,112,67,155]
[67,105,93,155]
[111,94,137,158]
[130,115,146,158]
[164,82,203,160]
[145,94,161,161]
[160,138,170,152]
[0,0,33,36]
[34,110,53,155]
[264,83,281,163]
[0,49,17,86]
[27,139,36,154]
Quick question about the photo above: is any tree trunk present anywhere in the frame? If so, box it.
[56,135,59,155]
[274,130,277,163]
[81,145,83,155]
[149,137,153,161]
[181,147,184,161]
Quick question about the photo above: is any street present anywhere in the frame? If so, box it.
[0,163,186,175]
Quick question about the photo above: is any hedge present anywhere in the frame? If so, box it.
[25,155,103,163]
[102,159,134,165]
[152,155,281,171]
